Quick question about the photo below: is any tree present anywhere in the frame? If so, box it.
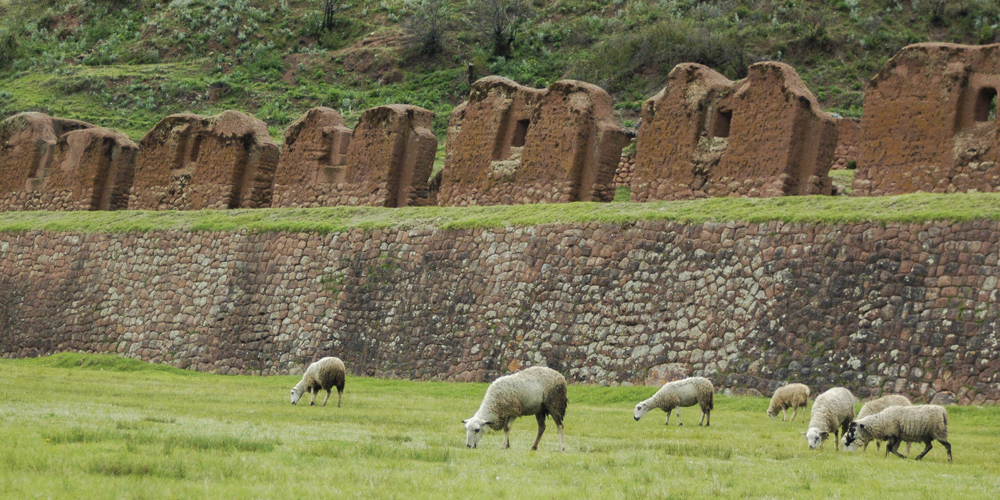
[405,0,449,57]
[470,0,529,59]
[323,0,350,32]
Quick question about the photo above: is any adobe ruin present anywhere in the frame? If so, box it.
[438,77,630,206]
[271,107,353,208]
[630,62,839,201]
[129,110,279,210]
[0,112,133,211]
[315,104,437,208]
[853,43,1000,195]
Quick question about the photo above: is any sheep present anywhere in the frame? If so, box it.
[633,376,714,427]
[804,387,855,450]
[290,357,346,407]
[462,366,567,451]
[847,394,913,454]
[766,383,810,422]
[842,405,951,462]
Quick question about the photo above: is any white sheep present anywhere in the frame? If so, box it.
[633,376,714,427]
[847,394,913,453]
[804,387,855,450]
[842,405,952,462]
[766,383,810,422]
[290,357,346,407]
[463,366,567,451]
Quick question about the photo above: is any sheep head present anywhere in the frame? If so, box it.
[805,428,828,449]
[463,417,491,449]
[633,401,652,421]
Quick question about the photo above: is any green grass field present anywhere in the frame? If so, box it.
[2,191,1000,234]
[1,354,997,499]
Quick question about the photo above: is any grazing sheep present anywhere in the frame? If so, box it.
[804,387,855,450]
[463,366,567,451]
[848,394,913,453]
[290,357,346,407]
[633,376,714,427]
[842,405,951,462]
[766,383,811,422]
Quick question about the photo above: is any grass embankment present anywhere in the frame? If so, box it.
[1,353,997,499]
[1,191,1000,234]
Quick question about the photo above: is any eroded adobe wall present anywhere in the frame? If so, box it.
[439,78,629,206]
[632,63,838,201]
[0,112,100,211]
[1,220,998,404]
[854,43,1000,196]
[271,107,354,208]
[129,111,279,210]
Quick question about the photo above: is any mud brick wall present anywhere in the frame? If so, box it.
[1,220,998,404]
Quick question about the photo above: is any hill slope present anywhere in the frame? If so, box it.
[1,0,999,143]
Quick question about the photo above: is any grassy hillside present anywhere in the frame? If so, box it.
[2,0,1000,144]
[2,353,997,499]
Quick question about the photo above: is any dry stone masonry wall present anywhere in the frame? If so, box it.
[1,220,998,404]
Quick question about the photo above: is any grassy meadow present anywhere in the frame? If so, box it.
[1,354,997,499]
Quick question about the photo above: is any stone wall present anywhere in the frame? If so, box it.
[631,63,839,201]
[1,219,998,404]
[854,43,1000,196]
[832,118,860,170]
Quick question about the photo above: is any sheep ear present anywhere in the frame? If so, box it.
[462,419,469,424]
[820,432,829,439]
[484,421,494,426]
[800,431,806,435]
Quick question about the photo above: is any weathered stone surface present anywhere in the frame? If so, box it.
[1,219,998,404]
[854,43,1000,196]
[271,107,353,208]
[632,62,839,201]
[129,110,279,210]
[0,112,102,211]
[438,77,630,205]
[337,104,438,207]
[832,117,860,170]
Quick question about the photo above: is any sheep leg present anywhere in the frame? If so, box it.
[530,413,546,451]
[309,387,317,406]
[781,408,787,422]
[501,424,511,449]
[887,438,906,459]
[675,409,683,426]
[321,389,332,407]
[336,389,343,408]
[664,411,670,426]
[940,440,952,462]
[904,442,911,456]
[699,407,709,427]
[789,407,798,423]
[914,440,933,461]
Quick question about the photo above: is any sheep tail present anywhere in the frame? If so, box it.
[708,390,715,411]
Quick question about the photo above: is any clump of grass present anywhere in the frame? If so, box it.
[88,454,188,479]
[24,352,193,375]
[164,434,278,453]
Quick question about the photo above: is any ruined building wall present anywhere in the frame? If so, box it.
[438,78,629,206]
[631,63,839,201]
[271,107,354,208]
[1,220,998,405]
[854,43,1000,196]
[832,118,861,170]
[129,111,279,210]
[335,105,438,207]
[0,112,113,211]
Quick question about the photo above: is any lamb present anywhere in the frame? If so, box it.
[633,376,714,427]
[463,366,567,451]
[290,357,346,407]
[842,405,951,462]
[766,383,810,422]
[848,394,913,453]
[804,387,855,450]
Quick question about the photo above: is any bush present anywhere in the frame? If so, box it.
[405,0,449,57]
[0,28,19,69]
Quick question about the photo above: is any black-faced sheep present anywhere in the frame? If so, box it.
[804,387,855,450]
[766,383,810,422]
[634,376,714,427]
[842,405,952,462]
[463,366,567,451]
[290,357,346,407]
[847,394,913,453]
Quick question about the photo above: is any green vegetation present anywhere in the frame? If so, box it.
[2,0,1000,145]
[2,191,1000,233]
[1,353,997,498]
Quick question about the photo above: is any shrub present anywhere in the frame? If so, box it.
[0,28,18,69]
[405,0,450,56]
